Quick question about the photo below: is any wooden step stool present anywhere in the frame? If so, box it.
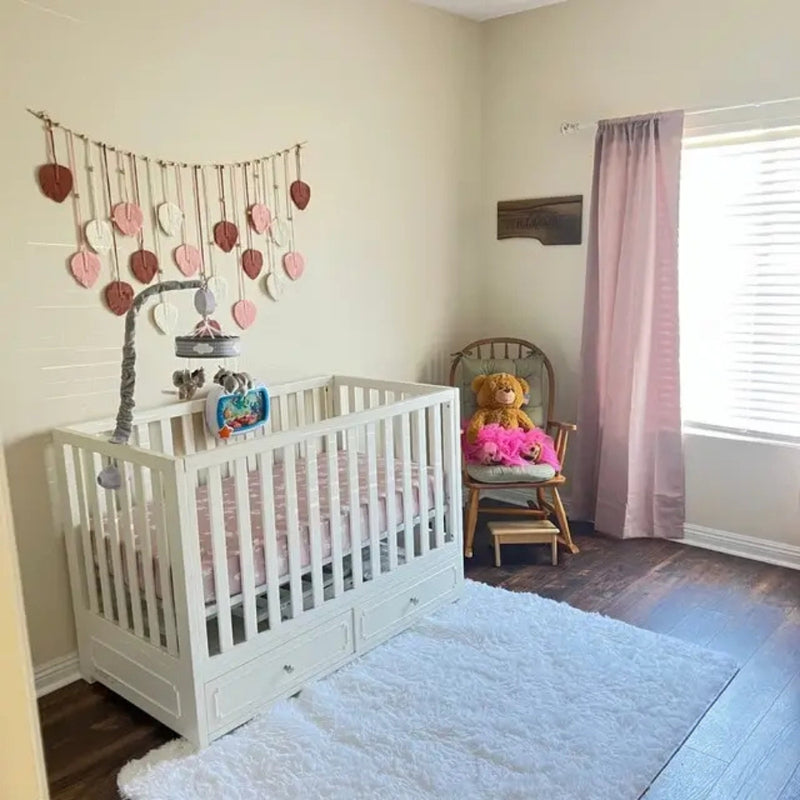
[488,520,561,566]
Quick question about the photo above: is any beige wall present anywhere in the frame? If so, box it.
[0,0,483,666]
[482,0,800,546]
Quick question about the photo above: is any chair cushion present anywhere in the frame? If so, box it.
[466,462,556,484]
[458,354,546,427]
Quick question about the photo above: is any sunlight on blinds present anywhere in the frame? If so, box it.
[679,127,800,442]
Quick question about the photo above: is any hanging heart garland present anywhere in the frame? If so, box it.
[290,145,311,210]
[230,164,257,330]
[111,151,143,237]
[64,131,102,288]
[37,119,73,203]
[201,165,229,303]
[83,140,112,254]
[282,150,306,281]
[241,163,263,279]
[101,144,133,315]
[129,154,158,284]
[213,165,238,252]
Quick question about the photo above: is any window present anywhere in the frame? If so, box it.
[679,125,800,443]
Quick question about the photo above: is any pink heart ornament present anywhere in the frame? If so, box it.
[174,244,202,276]
[283,251,305,281]
[112,202,144,236]
[85,219,113,253]
[69,251,101,288]
[249,204,272,235]
[233,299,257,330]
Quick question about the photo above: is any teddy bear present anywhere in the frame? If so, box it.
[466,372,536,444]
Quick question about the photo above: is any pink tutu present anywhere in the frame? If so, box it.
[461,424,561,471]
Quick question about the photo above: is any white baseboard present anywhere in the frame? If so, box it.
[34,652,81,697]
[683,524,800,570]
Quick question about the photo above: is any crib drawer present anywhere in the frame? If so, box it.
[206,611,354,732]
[356,564,459,647]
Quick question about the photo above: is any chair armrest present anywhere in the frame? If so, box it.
[547,420,577,432]
[546,420,577,470]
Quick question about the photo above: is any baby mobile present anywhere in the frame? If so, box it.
[30,108,311,332]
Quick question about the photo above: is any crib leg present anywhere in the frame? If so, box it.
[464,488,479,558]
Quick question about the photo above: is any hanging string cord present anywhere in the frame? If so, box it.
[66,131,84,246]
[101,144,122,280]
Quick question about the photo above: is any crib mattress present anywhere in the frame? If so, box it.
[103,452,436,606]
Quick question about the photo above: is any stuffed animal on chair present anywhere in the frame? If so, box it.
[466,372,535,444]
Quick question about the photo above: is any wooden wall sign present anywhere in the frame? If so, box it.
[497,195,583,245]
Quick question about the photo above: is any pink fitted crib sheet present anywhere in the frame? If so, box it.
[103,452,436,606]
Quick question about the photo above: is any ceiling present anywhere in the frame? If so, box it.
[412,0,566,22]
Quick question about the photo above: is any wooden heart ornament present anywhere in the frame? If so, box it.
[69,251,101,288]
[241,249,264,280]
[130,249,159,284]
[112,202,144,236]
[174,244,202,276]
[85,219,113,253]
[157,202,184,236]
[290,180,311,211]
[105,280,134,316]
[37,163,73,203]
[233,299,257,329]
[248,204,272,235]
[283,251,305,281]
[213,221,238,253]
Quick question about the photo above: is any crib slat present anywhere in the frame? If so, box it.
[383,417,398,571]
[118,462,144,637]
[159,419,174,456]
[72,447,99,615]
[151,471,178,655]
[430,404,445,549]
[181,416,196,456]
[414,409,429,557]
[325,434,344,597]
[283,446,303,619]
[234,458,257,642]
[296,391,306,429]
[346,428,363,589]
[304,442,324,609]
[257,453,281,632]
[279,394,290,433]
[400,414,414,561]
[84,452,113,621]
[104,477,130,630]
[365,424,380,579]
[442,400,459,546]
[348,384,357,416]
[131,461,160,646]
[207,464,233,652]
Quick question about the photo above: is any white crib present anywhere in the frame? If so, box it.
[51,375,463,747]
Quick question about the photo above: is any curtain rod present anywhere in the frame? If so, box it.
[559,95,800,135]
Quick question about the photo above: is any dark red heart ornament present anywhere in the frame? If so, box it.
[241,249,264,280]
[290,180,311,211]
[105,280,134,316]
[130,249,159,284]
[213,221,238,253]
[37,163,73,203]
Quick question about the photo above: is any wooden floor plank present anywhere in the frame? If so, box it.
[38,515,800,800]
[643,745,728,799]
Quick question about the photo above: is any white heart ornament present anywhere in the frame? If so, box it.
[206,275,229,305]
[233,299,257,330]
[264,272,282,300]
[85,219,113,253]
[157,202,184,236]
[270,218,290,247]
[152,301,179,334]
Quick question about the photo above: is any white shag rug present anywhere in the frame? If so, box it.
[119,580,736,800]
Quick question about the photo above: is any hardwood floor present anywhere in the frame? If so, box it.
[39,518,800,800]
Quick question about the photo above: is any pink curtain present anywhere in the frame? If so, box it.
[572,111,685,539]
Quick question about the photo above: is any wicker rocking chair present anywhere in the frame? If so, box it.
[450,338,579,558]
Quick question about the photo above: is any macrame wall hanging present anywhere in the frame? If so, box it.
[30,109,310,332]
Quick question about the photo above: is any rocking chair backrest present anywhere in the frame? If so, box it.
[449,338,556,429]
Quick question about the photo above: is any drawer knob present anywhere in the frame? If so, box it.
[409,596,420,606]
[283,664,295,674]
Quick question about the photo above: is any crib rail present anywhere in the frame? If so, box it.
[180,385,460,659]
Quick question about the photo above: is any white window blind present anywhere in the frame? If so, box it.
[679,126,800,442]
